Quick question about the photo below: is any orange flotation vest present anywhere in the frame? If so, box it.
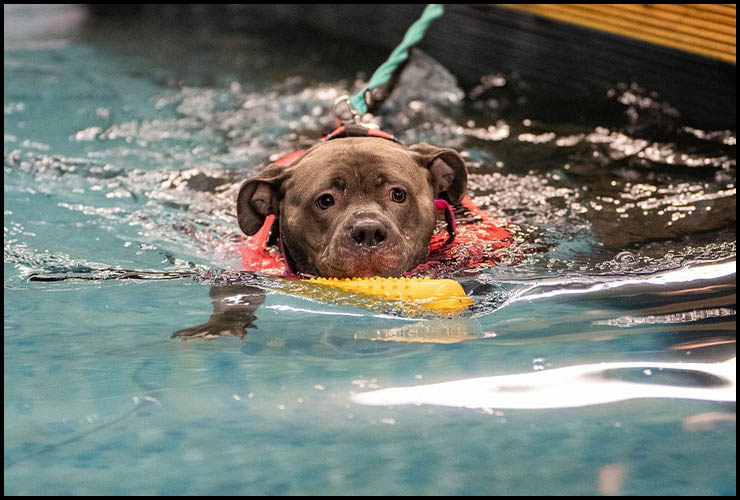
[236,125,512,277]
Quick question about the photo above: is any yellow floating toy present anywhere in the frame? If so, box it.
[306,277,474,315]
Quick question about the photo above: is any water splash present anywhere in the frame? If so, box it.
[4,36,735,310]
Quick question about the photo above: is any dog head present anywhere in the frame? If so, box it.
[237,136,466,277]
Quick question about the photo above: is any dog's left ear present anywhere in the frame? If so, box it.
[409,143,467,203]
[236,163,289,236]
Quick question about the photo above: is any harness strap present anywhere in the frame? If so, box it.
[278,218,299,278]
[434,199,457,246]
[323,123,401,144]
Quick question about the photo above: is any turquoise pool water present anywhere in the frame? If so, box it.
[4,5,736,495]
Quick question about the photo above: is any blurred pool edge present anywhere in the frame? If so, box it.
[84,4,737,130]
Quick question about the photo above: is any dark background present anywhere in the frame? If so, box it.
[88,4,736,130]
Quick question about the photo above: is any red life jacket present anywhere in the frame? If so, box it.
[236,125,512,277]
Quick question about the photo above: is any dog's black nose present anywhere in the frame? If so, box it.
[350,220,387,248]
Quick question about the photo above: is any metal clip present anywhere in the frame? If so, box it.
[332,95,379,129]
[333,95,359,124]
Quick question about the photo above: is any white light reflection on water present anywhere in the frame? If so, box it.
[499,259,736,306]
[352,357,736,410]
[593,307,736,328]
[264,304,421,321]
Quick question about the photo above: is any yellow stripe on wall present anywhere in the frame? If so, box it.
[501,4,736,64]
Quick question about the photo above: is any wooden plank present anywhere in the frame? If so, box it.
[603,4,736,39]
[527,4,734,59]
[574,4,735,45]
[659,4,736,26]
[502,4,736,63]
[688,3,736,16]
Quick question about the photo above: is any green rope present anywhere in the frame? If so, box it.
[349,4,444,116]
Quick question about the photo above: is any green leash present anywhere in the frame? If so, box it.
[337,4,444,122]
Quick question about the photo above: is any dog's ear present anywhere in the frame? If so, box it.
[408,143,467,203]
[236,163,289,236]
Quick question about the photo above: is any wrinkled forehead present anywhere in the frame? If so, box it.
[285,138,426,193]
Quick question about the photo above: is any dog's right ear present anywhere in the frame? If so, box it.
[408,143,468,204]
[236,163,289,236]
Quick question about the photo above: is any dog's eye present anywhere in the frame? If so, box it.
[316,193,334,209]
[390,188,406,203]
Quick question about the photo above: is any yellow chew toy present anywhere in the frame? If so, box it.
[306,277,474,315]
